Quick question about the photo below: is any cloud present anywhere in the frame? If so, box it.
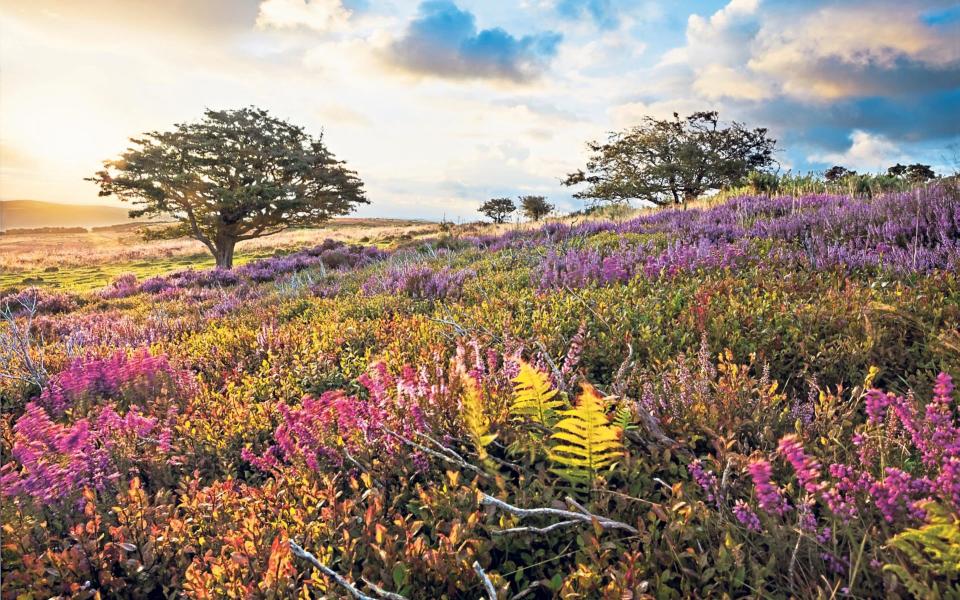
[385,1,562,82]
[555,0,619,29]
[691,64,773,101]
[749,3,960,100]
[809,129,907,171]
[256,0,353,32]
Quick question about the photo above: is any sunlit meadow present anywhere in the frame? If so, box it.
[3,0,960,598]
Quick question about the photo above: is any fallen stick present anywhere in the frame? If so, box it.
[383,427,487,477]
[289,540,408,600]
[473,560,498,600]
[491,519,581,535]
[480,493,638,534]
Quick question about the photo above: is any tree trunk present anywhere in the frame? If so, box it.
[214,239,236,269]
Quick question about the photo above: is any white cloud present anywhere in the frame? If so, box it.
[256,0,352,33]
[691,64,772,101]
[749,3,960,99]
[810,130,906,171]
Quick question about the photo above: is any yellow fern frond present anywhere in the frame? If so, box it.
[548,383,624,486]
[885,502,960,586]
[511,361,565,426]
[462,372,496,461]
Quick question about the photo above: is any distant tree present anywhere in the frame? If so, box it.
[905,164,936,183]
[825,165,855,182]
[88,107,367,268]
[563,111,777,206]
[887,163,908,178]
[479,198,516,224]
[519,195,554,221]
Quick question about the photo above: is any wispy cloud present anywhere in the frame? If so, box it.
[385,1,562,82]
[809,130,907,171]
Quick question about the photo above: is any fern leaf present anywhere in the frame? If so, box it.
[462,372,496,461]
[884,502,960,594]
[548,383,624,486]
[511,361,565,426]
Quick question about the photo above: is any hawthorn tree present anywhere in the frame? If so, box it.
[888,163,936,183]
[825,165,855,182]
[520,195,553,221]
[89,107,367,268]
[564,111,777,206]
[479,198,516,223]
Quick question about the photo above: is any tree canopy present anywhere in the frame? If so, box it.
[563,111,777,206]
[519,195,553,221]
[89,107,367,268]
[479,198,516,223]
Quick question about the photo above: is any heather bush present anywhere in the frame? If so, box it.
[3,186,960,598]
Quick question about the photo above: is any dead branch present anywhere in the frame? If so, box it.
[361,578,410,600]
[491,520,581,535]
[473,560,498,600]
[480,493,638,534]
[289,540,386,600]
[383,427,488,478]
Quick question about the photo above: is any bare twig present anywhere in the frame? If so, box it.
[362,578,410,600]
[0,297,49,388]
[480,493,638,534]
[611,343,635,398]
[564,496,592,515]
[491,520,581,535]
[288,540,382,600]
[473,560,498,600]
[510,581,544,600]
[534,341,565,388]
[383,428,487,477]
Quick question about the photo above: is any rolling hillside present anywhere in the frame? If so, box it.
[0,200,141,231]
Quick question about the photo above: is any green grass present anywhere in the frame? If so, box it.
[0,250,276,293]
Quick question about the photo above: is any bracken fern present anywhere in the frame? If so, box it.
[548,383,624,486]
[461,370,497,462]
[884,502,960,597]
[511,361,565,427]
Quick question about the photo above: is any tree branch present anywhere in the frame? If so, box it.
[479,494,638,534]
[289,540,408,600]
[473,561,498,600]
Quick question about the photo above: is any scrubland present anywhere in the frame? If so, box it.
[2,185,959,598]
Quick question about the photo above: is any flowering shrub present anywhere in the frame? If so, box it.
[3,185,960,597]
[0,401,175,504]
[0,286,80,315]
[362,264,475,301]
[99,273,139,299]
[37,349,195,415]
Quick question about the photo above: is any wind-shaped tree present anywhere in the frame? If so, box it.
[89,107,368,268]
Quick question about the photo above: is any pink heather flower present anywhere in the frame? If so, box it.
[934,372,955,403]
[747,459,790,515]
[778,434,823,494]
[865,388,894,424]
[733,500,761,532]
[797,499,818,532]
[688,459,719,504]
[871,467,933,523]
[38,349,194,415]
[937,457,960,510]
[1,401,169,504]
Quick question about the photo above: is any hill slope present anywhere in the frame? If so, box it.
[0,200,140,231]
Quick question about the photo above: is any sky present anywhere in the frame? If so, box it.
[1,0,958,220]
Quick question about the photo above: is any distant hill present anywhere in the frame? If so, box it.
[0,200,147,232]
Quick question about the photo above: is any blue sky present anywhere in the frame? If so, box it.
[1,0,958,219]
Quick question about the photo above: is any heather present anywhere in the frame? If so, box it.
[2,185,960,598]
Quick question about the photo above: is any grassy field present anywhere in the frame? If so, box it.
[0,218,440,292]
